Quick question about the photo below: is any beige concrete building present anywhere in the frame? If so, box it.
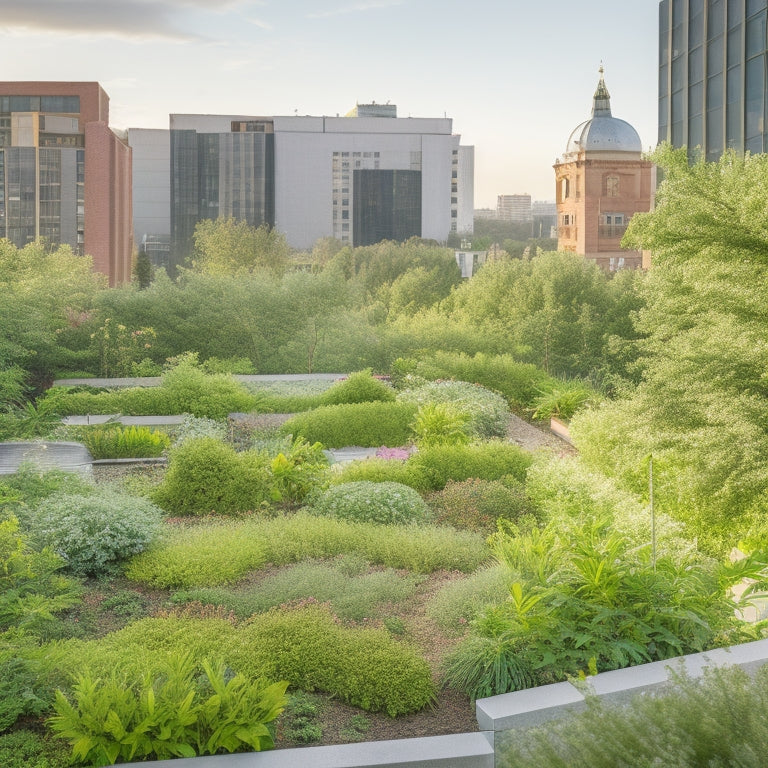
[554,69,652,270]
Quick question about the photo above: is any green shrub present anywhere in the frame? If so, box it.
[427,478,538,533]
[49,650,288,763]
[445,516,766,699]
[269,437,330,506]
[160,355,257,418]
[66,617,236,682]
[79,424,170,459]
[0,730,70,768]
[311,481,430,525]
[28,489,163,576]
[226,604,435,716]
[410,402,471,447]
[410,441,532,491]
[331,457,430,492]
[126,522,267,588]
[200,356,256,374]
[414,352,554,411]
[398,379,509,439]
[249,372,393,414]
[0,517,81,632]
[281,401,417,448]
[153,437,273,516]
[320,370,395,405]
[40,356,258,419]
[498,666,768,768]
[3,466,94,512]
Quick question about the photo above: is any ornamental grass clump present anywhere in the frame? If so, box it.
[311,481,430,525]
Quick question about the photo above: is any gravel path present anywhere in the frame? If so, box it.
[506,413,575,454]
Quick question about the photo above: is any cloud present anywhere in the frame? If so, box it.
[307,0,404,19]
[0,0,253,41]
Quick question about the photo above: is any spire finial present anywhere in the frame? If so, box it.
[592,63,611,117]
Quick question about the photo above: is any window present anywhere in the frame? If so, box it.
[606,175,620,197]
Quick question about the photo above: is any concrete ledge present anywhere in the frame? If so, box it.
[475,681,585,732]
[477,638,768,732]
[139,732,495,767]
[0,441,93,475]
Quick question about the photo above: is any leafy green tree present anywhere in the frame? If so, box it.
[446,251,640,379]
[0,240,105,384]
[572,146,768,549]
[133,251,153,289]
[189,218,289,277]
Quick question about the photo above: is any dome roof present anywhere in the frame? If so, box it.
[565,68,642,155]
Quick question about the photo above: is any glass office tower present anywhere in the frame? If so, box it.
[659,0,768,159]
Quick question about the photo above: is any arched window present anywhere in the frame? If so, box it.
[561,177,570,200]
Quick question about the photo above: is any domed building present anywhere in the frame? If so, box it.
[554,67,653,270]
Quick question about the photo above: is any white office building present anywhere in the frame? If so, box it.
[130,104,474,271]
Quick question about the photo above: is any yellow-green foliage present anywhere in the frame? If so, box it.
[127,513,489,588]
[153,437,273,516]
[225,604,435,716]
[126,522,267,588]
[281,402,416,448]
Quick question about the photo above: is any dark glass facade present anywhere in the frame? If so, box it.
[352,169,421,247]
[660,0,768,158]
[170,128,275,271]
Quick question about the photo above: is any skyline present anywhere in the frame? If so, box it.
[1,1,660,208]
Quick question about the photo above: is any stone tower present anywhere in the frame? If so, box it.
[554,68,652,270]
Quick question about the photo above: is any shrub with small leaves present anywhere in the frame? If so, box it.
[153,437,273,516]
[427,478,538,533]
[27,490,163,576]
[226,604,435,716]
[281,402,417,449]
[398,378,510,439]
[320,370,395,406]
[171,415,227,446]
[331,457,430,492]
[410,441,532,491]
[311,481,430,525]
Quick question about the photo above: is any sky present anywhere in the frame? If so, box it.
[1,0,660,208]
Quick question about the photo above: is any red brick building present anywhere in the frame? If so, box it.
[554,69,652,270]
[0,82,132,286]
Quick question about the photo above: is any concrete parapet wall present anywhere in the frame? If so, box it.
[138,732,495,768]
[476,638,768,732]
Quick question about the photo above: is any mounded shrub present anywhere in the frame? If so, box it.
[331,457,430,493]
[427,478,537,533]
[225,604,435,716]
[281,402,417,448]
[311,481,430,525]
[398,379,509,439]
[409,441,532,491]
[153,437,273,516]
[320,370,395,406]
[413,352,555,411]
[27,489,163,576]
